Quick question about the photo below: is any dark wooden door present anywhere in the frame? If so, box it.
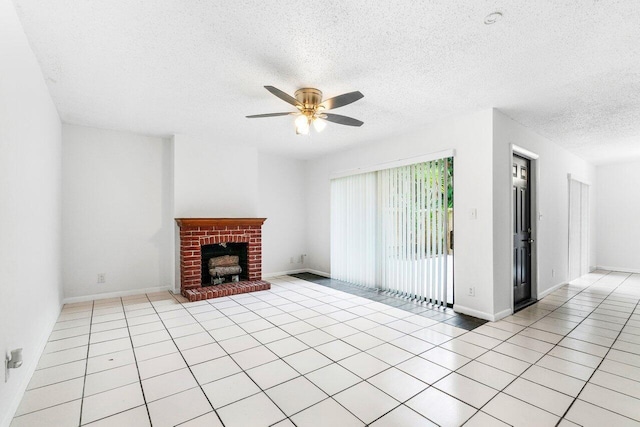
[513,155,532,308]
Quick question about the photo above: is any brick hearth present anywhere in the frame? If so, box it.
[175,218,270,301]
[182,280,271,302]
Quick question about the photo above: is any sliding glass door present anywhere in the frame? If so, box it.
[331,157,453,306]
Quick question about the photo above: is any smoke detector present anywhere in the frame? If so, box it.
[484,12,503,25]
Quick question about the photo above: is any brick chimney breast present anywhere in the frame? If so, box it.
[175,218,269,301]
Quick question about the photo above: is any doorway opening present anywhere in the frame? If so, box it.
[568,176,590,280]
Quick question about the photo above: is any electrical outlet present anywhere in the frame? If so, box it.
[468,287,475,297]
[97,273,106,284]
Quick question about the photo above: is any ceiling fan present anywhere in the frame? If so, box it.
[247,86,364,135]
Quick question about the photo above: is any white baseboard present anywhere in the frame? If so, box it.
[263,269,331,279]
[453,304,498,321]
[1,303,64,427]
[538,281,568,299]
[452,305,512,322]
[597,265,640,274]
[63,286,171,304]
[493,308,513,321]
[263,269,307,278]
[306,269,331,278]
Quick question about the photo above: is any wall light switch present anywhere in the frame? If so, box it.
[470,209,477,220]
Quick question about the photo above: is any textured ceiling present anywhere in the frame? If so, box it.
[12,0,640,163]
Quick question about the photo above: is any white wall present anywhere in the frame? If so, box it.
[173,135,258,218]
[492,109,596,315]
[173,135,308,278]
[0,0,63,424]
[258,153,308,275]
[62,125,174,299]
[306,109,598,320]
[596,161,640,272]
[306,110,496,318]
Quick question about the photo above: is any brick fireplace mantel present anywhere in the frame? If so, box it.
[175,218,267,228]
[176,218,269,301]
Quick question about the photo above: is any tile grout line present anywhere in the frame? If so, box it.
[145,301,239,427]
[16,272,640,427]
[556,274,640,425]
[199,284,367,426]
[266,278,413,425]
[198,282,369,426]
[198,293,310,426]
[198,277,437,425]
[77,300,95,427]
[69,299,150,426]
[467,272,623,424]
[269,276,468,425]
[148,291,236,426]
[419,271,600,424]
[461,271,639,425]
[298,274,509,426]
[304,271,640,425]
[121,295,154,427]
[5,280,472,422]
[414,303,592,425]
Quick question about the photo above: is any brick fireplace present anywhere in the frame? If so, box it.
[175,218,270,301]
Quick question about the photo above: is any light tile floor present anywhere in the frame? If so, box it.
[11,270,640,426]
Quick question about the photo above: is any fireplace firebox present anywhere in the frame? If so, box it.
[201,243,248,285]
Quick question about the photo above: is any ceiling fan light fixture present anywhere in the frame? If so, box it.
[295,114,310,135]
[312,117,326,133]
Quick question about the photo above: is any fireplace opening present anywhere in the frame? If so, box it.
[201,243,248,286]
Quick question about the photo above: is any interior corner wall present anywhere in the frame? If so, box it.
[596,160,640,273]
[62,125,174,299]
[305,109,496,319]
[492,109,596,315]
[258,153,308,275]
[0,0,63,425]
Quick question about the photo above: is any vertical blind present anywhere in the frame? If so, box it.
[331,157,452,306]
[330,172,377,287]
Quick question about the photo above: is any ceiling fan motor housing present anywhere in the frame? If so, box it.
[295,88,323,110]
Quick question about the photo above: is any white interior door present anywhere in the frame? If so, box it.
[569,177,590,281]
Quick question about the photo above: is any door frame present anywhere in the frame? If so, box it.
[567,173,591,280]
[510,144,539,313]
